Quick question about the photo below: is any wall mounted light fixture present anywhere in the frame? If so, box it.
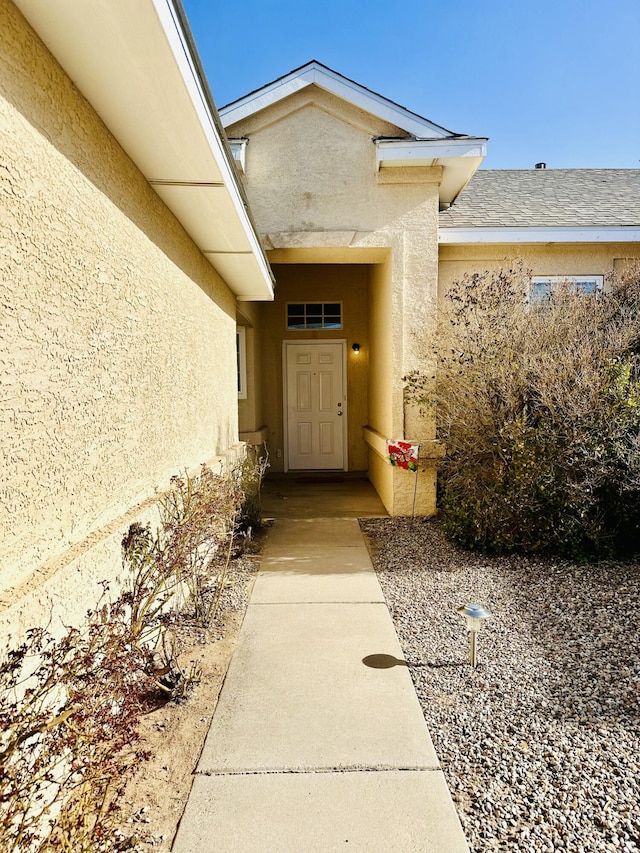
[352,342,361,354]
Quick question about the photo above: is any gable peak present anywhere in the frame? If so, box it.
[219,60,460,140]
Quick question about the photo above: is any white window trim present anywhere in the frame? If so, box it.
[529,274,604,301]
[237,327,247,400]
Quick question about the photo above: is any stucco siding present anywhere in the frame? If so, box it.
[438,243,640,297]
[227,88,440,236]
[368,258,394,439]
[1,1,238,604]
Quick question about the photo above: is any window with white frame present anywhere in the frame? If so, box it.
[530,275,604,302]
[236,327,247,399]
[286,302,342,330]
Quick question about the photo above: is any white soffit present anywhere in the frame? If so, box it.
[151,184,252,252]
[376,138,487,205]
[14,0,273,301]
[220,61,454,139]
[439,226,640,244]
[204,254,272,302]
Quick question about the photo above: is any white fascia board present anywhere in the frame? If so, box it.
[439,226,640,244]
[220,61,452,138]
[150,0,273,297]
[376,138,488,169]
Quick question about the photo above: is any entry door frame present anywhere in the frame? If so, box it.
[282,339,348,473]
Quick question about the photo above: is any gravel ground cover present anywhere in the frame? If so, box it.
[360,518,640,853]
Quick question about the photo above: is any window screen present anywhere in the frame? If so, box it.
[530,276,603,302]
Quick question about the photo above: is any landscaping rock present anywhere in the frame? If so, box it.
[361,517,640,853]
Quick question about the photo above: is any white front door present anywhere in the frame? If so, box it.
[284,341,346,470]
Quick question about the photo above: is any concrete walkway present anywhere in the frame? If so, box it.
[173,478,468,852]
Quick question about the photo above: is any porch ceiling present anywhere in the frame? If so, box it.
[14,0,274,302]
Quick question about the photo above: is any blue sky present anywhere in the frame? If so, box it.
[182,0,639,170]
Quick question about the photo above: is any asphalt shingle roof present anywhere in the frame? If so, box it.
[439,169,640,228]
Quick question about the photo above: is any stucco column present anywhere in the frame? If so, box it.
[360,169,443,516]
[395,180,442,515]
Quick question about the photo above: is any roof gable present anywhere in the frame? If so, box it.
[220,60,459,139]
[226,85,408,141]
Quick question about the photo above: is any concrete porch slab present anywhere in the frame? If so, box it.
[197,601,439,773]
[173,770,468,853]
[262,517,369,549]
[262,478,387,519]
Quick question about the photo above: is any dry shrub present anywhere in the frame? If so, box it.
[0,601,150,852]
[1,455,265,850]
[410,260,640,559]
[157,465,243,625]
[235,444,269,534]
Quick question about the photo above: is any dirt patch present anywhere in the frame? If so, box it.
[116,551,260,851]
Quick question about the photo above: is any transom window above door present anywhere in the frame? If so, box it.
[287,302,342,330]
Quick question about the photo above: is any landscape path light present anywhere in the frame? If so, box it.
[456,603,493,668]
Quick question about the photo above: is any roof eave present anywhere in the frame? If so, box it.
[13,0,274,302]
[376,138,488,205]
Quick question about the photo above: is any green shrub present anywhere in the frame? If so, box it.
[410,261,640,560]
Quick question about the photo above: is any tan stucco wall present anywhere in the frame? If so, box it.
[228,90,442,513]
[237,301,264,439]
[1,1,239,633]
[228,87,417,234]
[368,257,395,439]
[439,243,640,297]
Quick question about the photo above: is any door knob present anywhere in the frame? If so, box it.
[337,411,343,416]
